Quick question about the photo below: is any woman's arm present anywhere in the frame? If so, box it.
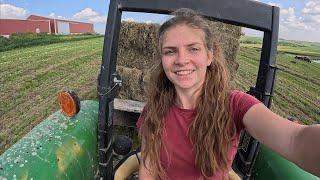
[138,140,156,180]
[138,154,156,180]
[242,103,320,177]
[292,124,320,176]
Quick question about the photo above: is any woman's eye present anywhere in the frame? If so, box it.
[190,47,200,52]
[163,50,175,55]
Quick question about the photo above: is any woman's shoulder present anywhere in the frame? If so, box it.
[230,90,260,104]
[230,89,247,98]
[230,90,261,131]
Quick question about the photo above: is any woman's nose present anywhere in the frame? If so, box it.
[175,49,189,65]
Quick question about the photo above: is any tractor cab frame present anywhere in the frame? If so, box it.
[97,0,279,179]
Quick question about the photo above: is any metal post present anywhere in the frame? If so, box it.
[234,6,279,179]
[97,0,122,179]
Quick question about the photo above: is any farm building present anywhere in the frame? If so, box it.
[0,15,94,37]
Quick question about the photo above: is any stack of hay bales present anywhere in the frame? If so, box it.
[116,21,241,102]
[207,21,242,73]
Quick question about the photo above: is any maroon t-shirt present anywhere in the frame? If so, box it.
[137,90,261,179]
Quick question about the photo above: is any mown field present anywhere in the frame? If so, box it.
[0,35,319,154]
[233,46,320,123]
[0,36,103,154]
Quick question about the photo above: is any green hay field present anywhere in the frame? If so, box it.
[0,36,319,154]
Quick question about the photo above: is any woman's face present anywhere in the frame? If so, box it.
[161,24,212,93]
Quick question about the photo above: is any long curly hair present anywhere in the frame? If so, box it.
[139,8,236,179]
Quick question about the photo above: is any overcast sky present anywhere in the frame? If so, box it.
[1,0,320,42]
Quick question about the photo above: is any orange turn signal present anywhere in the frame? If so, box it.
[58,91,80,117]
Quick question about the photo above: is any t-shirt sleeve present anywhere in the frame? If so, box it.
[230,90,261,133]
[136,106,147,129]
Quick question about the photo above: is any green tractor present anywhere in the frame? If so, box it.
[0,0,318,179]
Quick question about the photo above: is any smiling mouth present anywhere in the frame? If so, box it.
[174,70,195,75]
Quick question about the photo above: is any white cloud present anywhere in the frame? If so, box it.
[122,18,135,22]
[0,4,27,19]
[304,14,320,24]
[122,18,156,24]
[268,2,281,7]
[49,12,55,18]
[233,0,320,42]
[73,8,106,23]
[302,1,320,14]
[145,20,153,24]
[47,12,66,20]
[74,8,98,19]
[279,7,312,31]
[57,15,66,19]
[300,0,320,28]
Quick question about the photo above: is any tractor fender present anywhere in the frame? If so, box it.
[0,100,99,180]
[252,145,318,180]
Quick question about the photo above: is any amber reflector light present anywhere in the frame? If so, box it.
[58,91,80,117]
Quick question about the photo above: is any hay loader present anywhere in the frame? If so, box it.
[0,0,318,179]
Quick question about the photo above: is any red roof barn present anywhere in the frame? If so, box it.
[0,15,94,37]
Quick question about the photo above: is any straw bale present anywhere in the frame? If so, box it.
[117,48,155,70]
[118,21,159,58]
[117,21,241,101]
[118,21,241,71]
[207,21,242,61]
[116,66,145,101]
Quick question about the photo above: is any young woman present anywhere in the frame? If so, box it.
[136,8,320,179]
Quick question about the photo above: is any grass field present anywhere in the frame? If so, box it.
[233,46,320,123]
[0,37,102,153]
[241,36,320,58]
[0,36,319,154]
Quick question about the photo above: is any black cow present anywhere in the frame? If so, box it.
[294,55,311,63]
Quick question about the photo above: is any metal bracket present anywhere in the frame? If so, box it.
[97,72,122,99]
